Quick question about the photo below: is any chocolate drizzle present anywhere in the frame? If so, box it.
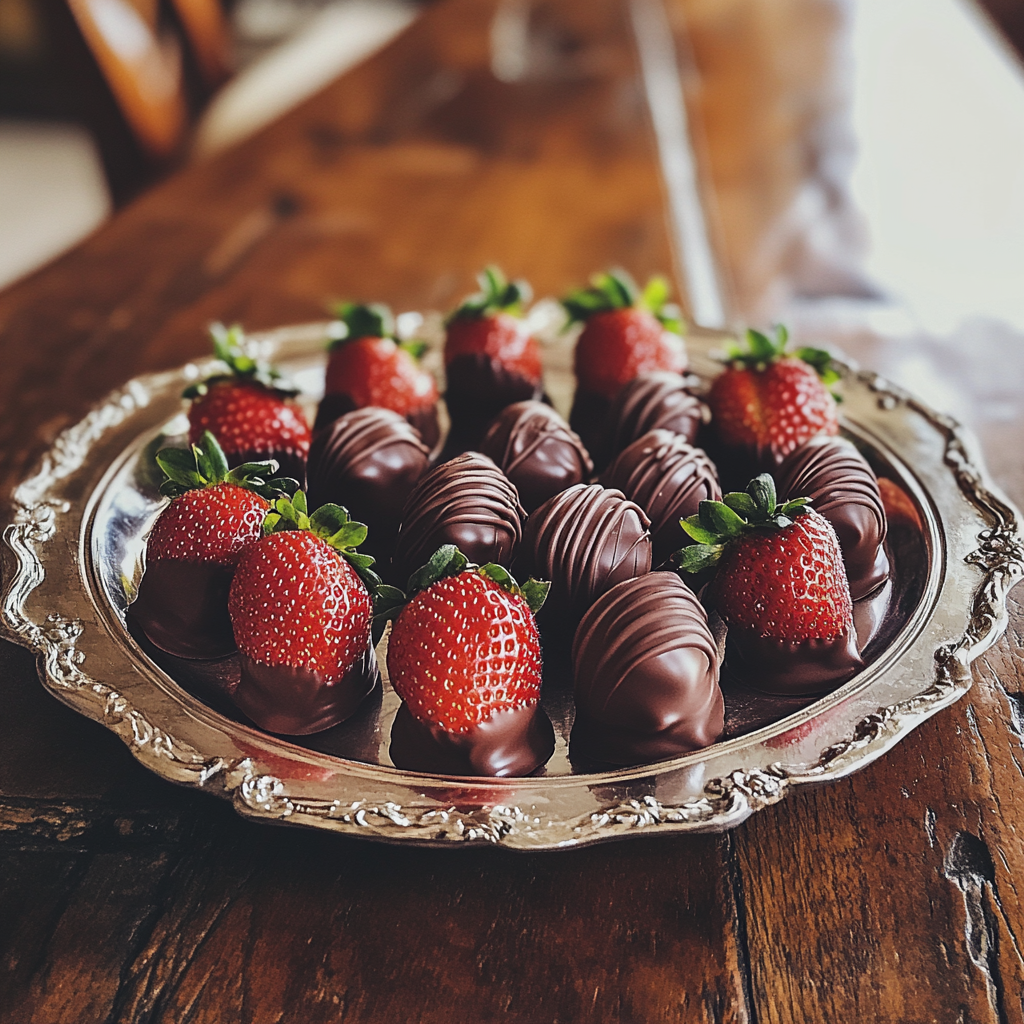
[392,452,525,585]
[518,483,652,630]
[314,393,441,451]
[389,701,554,777]
[572,573,724,765]
[778,436,890,600]
[608,371,705,462]
[603,430,721,566]
[480,401,593,514]
[129,559,236,660]
[306,408,430,565]
[233,640,379,735]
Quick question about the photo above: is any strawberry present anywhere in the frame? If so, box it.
[678,473,863,694]
[564,270,686,402]
[318,302,439,446]
[131,432,294,660]
[186,324,312,482]
[227,492,382,735]
[444,267,543,439]
[707,325,839,474]
[383,545,555,776]
[563,270,686,462]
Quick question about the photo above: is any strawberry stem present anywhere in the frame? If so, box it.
[447,265,532,324]
[182,324,297,399]
[156,431,298,499]
[723,326,840,388]
[561,268,684,333]
[676,473,811,574]
[328,302,396,347]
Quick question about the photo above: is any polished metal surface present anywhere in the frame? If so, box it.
[2,322,1021,849]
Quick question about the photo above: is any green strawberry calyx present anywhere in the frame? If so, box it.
[446,265,532,325]
[263,490,388,605]
[156,431,299,500]
[372,544,549,641]
[723,325,841,388]
[561,269,684,334]
[327,302,428,361]
[183,323,298,400]
[676,474,811,574]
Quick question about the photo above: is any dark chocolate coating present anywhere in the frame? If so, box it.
[479,401,593,514]
[518,483,653,630]
[572,573,724,765]
[392,452,525,585]
[306,407,430,565]
[607,371,705,463]
[777,436,889,600]
[130,559,236,660]
[603,430,721,567]
[445,352,543,425]
[568,388,612,473]
[389,702,555,777]
[232,641,379,735]
[725,625,864,696]
[314,393,441,451]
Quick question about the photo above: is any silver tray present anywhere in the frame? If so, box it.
[3,322,1022,850]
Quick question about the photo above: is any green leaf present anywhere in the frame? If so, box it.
[398,339,428,361]
[747,474,777,517]
[722,492,757,516]
[703,501,747,538]
[309,503,349,536]
[197,431,230,481]
[520,577,550,615]
[640,275,670,314]
[330,522,368,550]
[263,512,282,534]
[331,302,394,344]
[292,490,307,516]
[478,562,515,589]
[406,545,469,596]
[680,515,718,546]
[677,543,724,574]
[448,265,532,322]
[746,328,776,362]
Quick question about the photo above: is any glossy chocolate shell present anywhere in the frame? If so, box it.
[314,392,441,451]
[129,559,236,660]
[480,401,593,514]
[306,407,430,565]
[568,387,611,473]
[724,625,864,696]
[518,483,652,630]
[603,430,721,567]
[572,572,724,765]
[392,452,524,586]
[389,702,555,777]
[777,435,890,600]
[232,640,379,735]
[607,371,705,463]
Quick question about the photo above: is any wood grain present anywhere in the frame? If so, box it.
[1,0,1023,1020]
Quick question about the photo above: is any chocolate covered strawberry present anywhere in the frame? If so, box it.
[317,302,440,447]
[678,473,863,695]
[186,324,312,482]
[707,325,839,477]
[130,432,294,660]
[563,270,686,460]
[385,545,554,777]
[227,493,382,735]
[444,266,543,444]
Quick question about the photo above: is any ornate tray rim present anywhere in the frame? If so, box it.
[3,323,1022,850]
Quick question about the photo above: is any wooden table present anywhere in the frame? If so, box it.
[3,1,1024,1020]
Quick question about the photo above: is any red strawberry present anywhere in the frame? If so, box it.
[227,493,380,735]
[186,324,311,481]
[564,271,687,402]
[318,302,439,445]
[707,325,839,470]
[131,432,290,660]
[384,546,554,777]
[678,474,863,694]
[443,268,543,438]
